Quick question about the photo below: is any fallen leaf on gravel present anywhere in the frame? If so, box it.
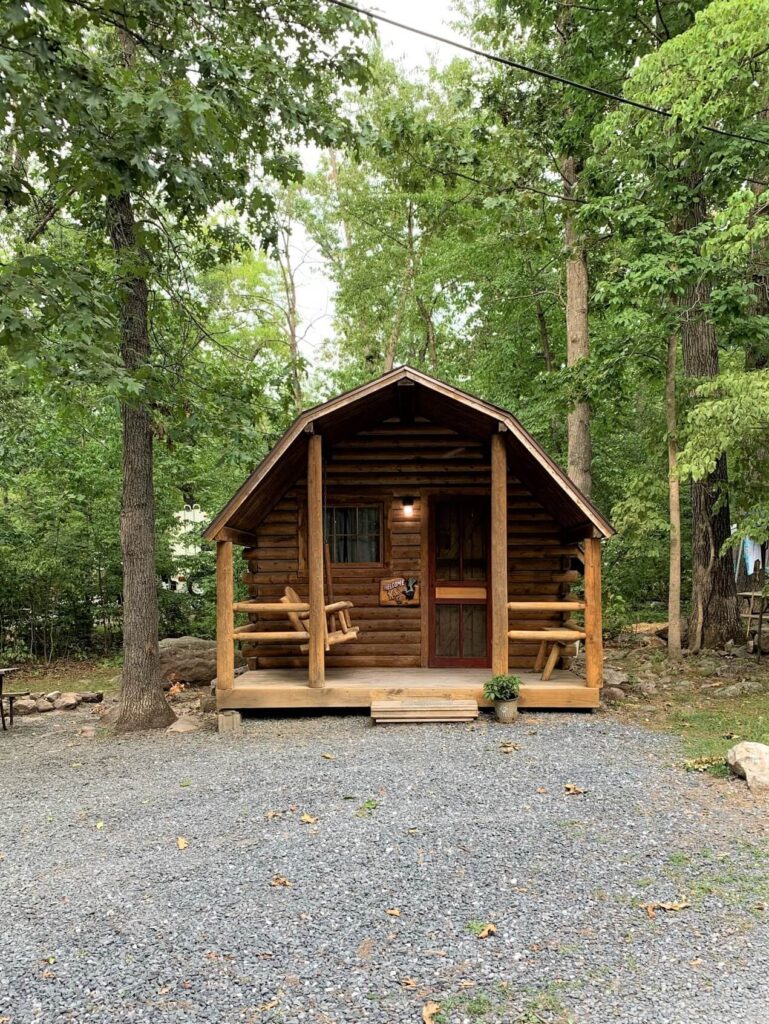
[179,779,191,788]
[176,836,189,850]
[536,787,548,794]
[70,762,83,768]
[385,907,401,917]
[300,813,318,824]
[458,979,476,989]
[258,998,279,1012]
[168,682,185,697]
[41,969,55,980]
[321,752,336,760]
[500,741,519,753]
[358,937,374,959]
[288,803,298,811]
[477,923,496,938]
[564,783,586,795]
[401,977,417,989]
[642,899,690,919]
[271,875,291,887]
[422,1001,441,1024]
[264,809,282,820]
[95,820,105,830]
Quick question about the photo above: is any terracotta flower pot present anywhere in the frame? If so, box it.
[494,698,519,723]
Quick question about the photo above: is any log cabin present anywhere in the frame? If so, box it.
[203,366,615,715]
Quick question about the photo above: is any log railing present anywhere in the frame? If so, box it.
[504,535,603,688]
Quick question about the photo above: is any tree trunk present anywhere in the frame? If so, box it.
[562,156,592,497]
[665,332,682,658]
[679,189,740,650]
[107,190,175,731]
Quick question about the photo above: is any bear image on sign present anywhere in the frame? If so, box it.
[379,576,420,607]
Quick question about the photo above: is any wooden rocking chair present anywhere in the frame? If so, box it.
[281,585,359,653]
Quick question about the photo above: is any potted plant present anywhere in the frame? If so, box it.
[483,674,522,723]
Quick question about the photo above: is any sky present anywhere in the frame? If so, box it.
[291,0,460,367]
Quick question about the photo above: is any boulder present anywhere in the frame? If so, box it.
[79,691,103,703]
[12,697,37,716]
[167,715,202,734]
[727,742,769,794]
[54,693,81,711]
[159,636,244,686]
[45,691,62,703]
[601,686,626,704]
[640,635,666,649]
[633,680,658,697]
[717,679,767,699]
[603,666,630,689]
[35,698,54,713]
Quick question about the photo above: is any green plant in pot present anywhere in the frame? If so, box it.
[483,674,522,723]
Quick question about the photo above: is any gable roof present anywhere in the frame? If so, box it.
[203,366,615,542]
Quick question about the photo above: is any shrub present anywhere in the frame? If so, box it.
[483,674,521,702]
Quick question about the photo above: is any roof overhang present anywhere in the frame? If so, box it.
[203,366,615,543]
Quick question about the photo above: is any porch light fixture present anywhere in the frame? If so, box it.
[402,496,415,517]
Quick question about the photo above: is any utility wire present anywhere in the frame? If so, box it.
[324,0,769,148]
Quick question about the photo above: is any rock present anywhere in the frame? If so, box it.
[35,698,54,713]
[12,697,37,716]
[45,691,62,703]
[601,687,626,704]
[634,680,658,697]
[199,694,217,714]
[79,691,103,703]
[640,635,666,649]
[159,636,244,686]
[727,742,769,794]
[716,679,767,698]
[54,693,81,710]
[603,666,630,689]
[166,715,202,734]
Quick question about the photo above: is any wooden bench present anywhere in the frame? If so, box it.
[0,667,27,731]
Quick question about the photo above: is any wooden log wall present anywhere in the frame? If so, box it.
[238,421,577,670]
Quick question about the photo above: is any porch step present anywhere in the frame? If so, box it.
[371,698,479,724]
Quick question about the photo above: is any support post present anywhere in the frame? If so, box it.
[583,537,603,688]
[491,433,509,676]
[216,540,234,690]
[307,433,325,688]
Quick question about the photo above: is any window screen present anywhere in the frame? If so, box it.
[324,506,381,564]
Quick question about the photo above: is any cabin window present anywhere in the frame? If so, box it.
[325,505,381,564]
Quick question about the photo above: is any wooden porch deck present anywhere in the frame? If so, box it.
[216,667,600,711]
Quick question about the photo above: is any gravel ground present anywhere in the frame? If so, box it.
[1,707,768,1024]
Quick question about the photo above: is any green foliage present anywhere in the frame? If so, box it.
[483,675,521,702]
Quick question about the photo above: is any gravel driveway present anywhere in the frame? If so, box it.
[1,708,768,1024]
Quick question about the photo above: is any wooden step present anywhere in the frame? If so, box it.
[371,698,479,724]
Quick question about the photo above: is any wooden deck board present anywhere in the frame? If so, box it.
[216,667,599,710]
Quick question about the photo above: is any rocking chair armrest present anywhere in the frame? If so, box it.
[324,600,353,613]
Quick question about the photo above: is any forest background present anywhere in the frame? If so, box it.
[1,1,767,724]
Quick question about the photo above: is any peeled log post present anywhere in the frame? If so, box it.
[583,538,603,688]
[307,433,325,687]
[491,433,509,676]
[216,540,234,690]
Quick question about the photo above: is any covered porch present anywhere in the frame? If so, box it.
[215,666,599,710]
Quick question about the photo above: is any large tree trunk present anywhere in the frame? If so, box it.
[665,332,682,658]
[562,156,592,497]
[679,190,740,651]
[107,191,175,731]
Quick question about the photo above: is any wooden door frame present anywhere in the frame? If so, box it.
[426,494,492,668]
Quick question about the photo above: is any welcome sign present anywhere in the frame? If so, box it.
[379,576,420,607]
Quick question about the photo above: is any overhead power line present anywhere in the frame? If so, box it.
[324,0,769,148]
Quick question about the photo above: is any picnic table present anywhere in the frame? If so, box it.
[0,667,28,730]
